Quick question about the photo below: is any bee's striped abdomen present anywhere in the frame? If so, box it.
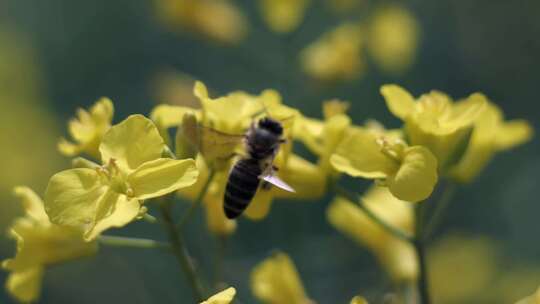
[224,158,262,219]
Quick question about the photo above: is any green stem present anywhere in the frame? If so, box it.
[98,235,168,249]
[333,184,414,243]
[414,203,431,304]
[214,235,227,289]
[160,202,205,302]
[423,182,457,240]
[142,213,158,224]
[178,169,216,229]
[163,145,177,159]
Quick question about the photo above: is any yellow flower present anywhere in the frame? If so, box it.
[327,186,418,282]
[45,115,198,240]
[58,97,114,160]
[259,0,309,33]
[2,187,97,303]
[516,287,540,304]
[154,0,248,45]
[367,5,420,74]
[451,99,533,182]
[381,84,486,170]
[350,296,369,304]
[300,22,364,82]
[200,287,236,304]
[331,127,438,202]
[251,252,312,304]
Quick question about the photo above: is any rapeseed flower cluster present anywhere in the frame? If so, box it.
[1,78,532,303]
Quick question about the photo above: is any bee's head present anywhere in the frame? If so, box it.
[258,117,283,136]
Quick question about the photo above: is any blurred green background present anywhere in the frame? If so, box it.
[1,0,539,303]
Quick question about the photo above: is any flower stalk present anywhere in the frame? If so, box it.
[414,203,430,304]
[98,235,168,249]
[423,182,457,240]
[160,199,206,302]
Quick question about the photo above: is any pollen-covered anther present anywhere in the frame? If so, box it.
[95,166,110,179]
[376,136,403,162]
[125,187,134,197]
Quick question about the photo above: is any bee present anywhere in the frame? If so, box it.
[223,117,295,219]
[180,112,295,219]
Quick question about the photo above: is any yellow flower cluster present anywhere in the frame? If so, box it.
[3,99,200,301]
[323,84,532,282]
[300,4,420,81]
[1,77,532,302]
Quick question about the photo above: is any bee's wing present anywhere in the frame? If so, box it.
[259,171,296,193]
[182,114,245,160]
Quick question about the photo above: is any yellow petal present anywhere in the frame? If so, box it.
[451,100,532,182]
[331,128,398,179]
[71,156,101,169]
[99,115,164,172]
[60,97,114,159]
[293,116,324,155]
[495,120,533,151]
[90,97,114,124]
[445,93,487,132]
[319,114,351,173]
[204,191,237,236]
[44,168,107,227]
[350,296,369,304]
[387,146,438,202]
[203,173,237,235]
[4,267,44,303]
[150,104,199,130]
[6,219,97,268]
[515,287,540,304]
[150,104,200,147]
[127,158,198,200]
[378,238,419,282]
[327,187,417,281]
[178,155,211,201]
[85,193,141,240]
[380,84,416,120]
[13,186,49,223]
[244,187,273,220]
[58,137,82,157]
[275,154,326,199]
[201,287,236,304]
[251,252,310,304]
[259,0,309,33]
